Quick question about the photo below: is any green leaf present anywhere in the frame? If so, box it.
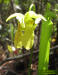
[10,24,14,41]
[46,2,51,10]
[38,20,53,75]
[0,0,2,3]
[4,0,10,4]
[45,3,56,20]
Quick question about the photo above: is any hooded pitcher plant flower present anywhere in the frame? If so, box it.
[6,11,46,50]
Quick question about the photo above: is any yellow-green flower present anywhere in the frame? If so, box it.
[6,11,46,50]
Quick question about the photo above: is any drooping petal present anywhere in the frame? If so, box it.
[14,23,23,48]
[35,18,41,24]
[6,13,24,22]
[37,14,47,21]
[22,28,34,50]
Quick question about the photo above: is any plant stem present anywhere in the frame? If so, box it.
[28,48,33,75]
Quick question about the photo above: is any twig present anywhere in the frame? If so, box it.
[0,45,58,66]
[50,45,58,50]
